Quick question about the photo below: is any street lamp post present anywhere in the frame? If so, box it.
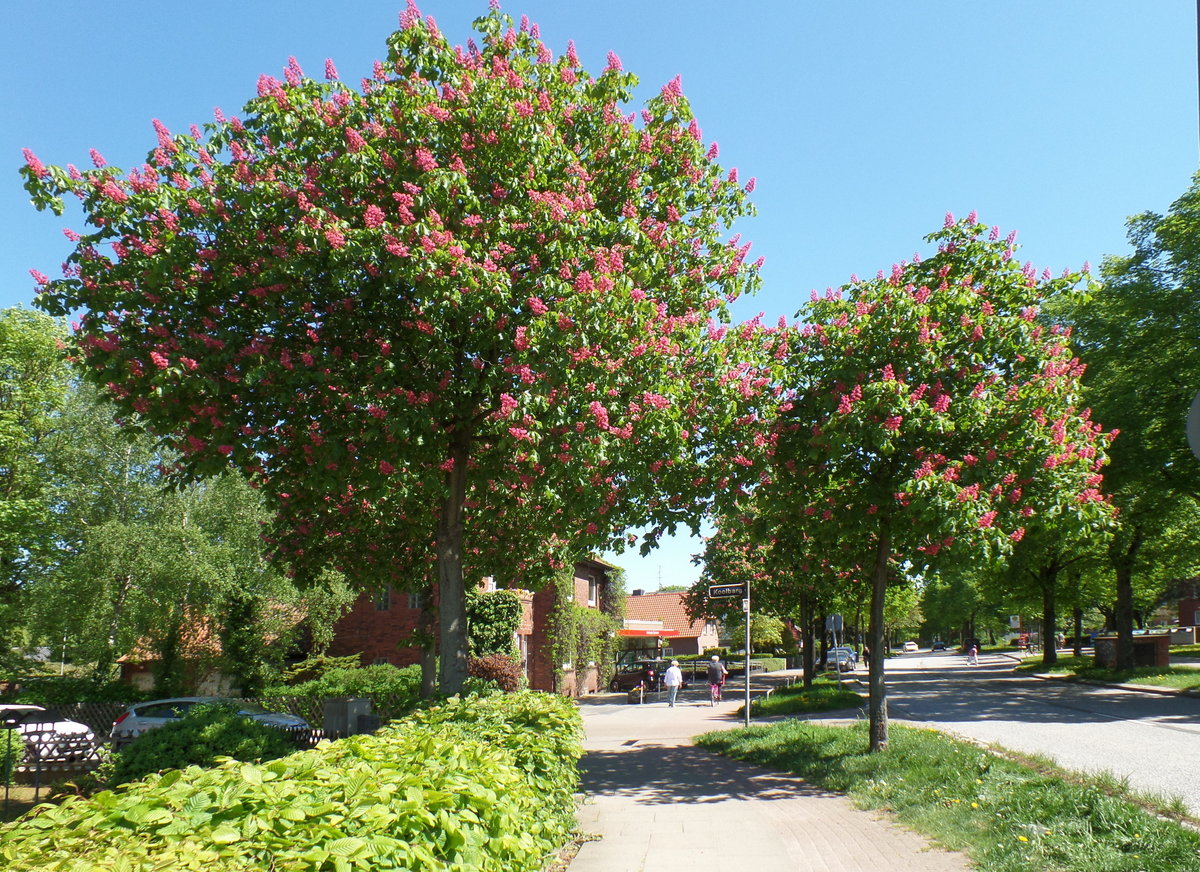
[743,588,751,728]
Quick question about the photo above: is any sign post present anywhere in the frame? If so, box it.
[743,589,751,727]
[705,582,752,725]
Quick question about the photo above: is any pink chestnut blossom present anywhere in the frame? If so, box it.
[22,149,47,179]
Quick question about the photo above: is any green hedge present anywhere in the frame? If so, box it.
[0,691,583,872]
[110,702,297,786]
[261,663,424,721]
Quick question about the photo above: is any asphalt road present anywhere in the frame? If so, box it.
[878,649,1200,815]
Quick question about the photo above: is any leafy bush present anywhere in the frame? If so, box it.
[110,702,295,786]
[0,729,21,780]
[0,691,583,871]
[9,675,149,706]
[261,662,423,721]
[468,653,523,691]
[750,657,786,673]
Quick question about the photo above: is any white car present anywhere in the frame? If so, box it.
[111,697,309,741]
[0,704,98,762]
[902,641,919,653]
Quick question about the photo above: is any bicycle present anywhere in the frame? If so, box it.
[709,681,724,706]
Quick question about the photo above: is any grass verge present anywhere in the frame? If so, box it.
[1014,655,1200,692]
[696,720,1200,872]
[743,678,862,717]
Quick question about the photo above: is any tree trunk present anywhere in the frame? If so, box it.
[1111,526,1143,671]
[800,591,814,689]
[868,518,891,753]
[1073,606,1084,658]
[418,583,437,698]
[436,431,472,694]
[1041,565,1058,667]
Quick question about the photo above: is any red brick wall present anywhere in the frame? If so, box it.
[324,562,610,693]
[326,588,422,667]
[1180,599,1200,627]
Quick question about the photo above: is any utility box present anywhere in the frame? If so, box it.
[323,697,373,736]
[1093,634,1171,668]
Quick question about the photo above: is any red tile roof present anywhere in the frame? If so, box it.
[624,592,708,638]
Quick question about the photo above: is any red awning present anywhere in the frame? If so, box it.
[617,628,679,637]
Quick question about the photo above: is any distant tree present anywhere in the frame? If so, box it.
[1054,176,1200,667]
[23,4,762,694]
[766,216,1114,751]
[24,385,344,687]
[0,307,70,666]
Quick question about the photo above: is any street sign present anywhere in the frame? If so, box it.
[708,583,747,599]
[825,614,843,632]
[742,598,751,613]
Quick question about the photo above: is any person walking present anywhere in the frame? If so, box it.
[967,642,979,666]
[663,660,684,706]
[706,654,728,704]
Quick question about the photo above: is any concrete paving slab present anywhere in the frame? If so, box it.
[569,674,972,871]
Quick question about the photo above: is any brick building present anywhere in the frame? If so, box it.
[326,557,615,696]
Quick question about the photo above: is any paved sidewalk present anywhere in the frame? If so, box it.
[569,674,972,872]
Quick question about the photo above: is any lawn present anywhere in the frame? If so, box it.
[1014,655,1200,692]
[697,720,1200,872]
[743,678,863,717]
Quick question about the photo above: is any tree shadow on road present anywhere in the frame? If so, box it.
[579,743,842,805]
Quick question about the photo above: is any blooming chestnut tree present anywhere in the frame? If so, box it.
[766,215,1115,751]
[21,3,763,693]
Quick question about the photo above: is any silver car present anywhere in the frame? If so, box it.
[0,703,98,762]
[111,697,308,740]
[824,647,858,671]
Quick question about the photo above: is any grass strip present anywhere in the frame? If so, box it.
[743,678,862,717]
[1014,655,1200,692]
[696,720,1200,872]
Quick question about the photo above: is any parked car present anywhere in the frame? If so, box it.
[823,647,858,671]
[0,703,98,762]
[902,641,919,653]
[608,659,683,692]
[111,697,309,741]
[931,640,947,652]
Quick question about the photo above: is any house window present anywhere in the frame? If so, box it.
[408,592,423,610]
[373,588,391,611]
[586,574,599,607]
[705,622,716,635]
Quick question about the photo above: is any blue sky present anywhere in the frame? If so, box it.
[3,1,1196,592]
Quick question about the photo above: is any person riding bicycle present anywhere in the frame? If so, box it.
[706,655,728,702]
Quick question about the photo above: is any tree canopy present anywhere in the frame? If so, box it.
[762,216,1115,750]
[22,4,765,692]
[1053,175,1200,666]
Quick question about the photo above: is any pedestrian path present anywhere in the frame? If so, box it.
[569,675,972,872]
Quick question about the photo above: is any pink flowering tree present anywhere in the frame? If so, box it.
[766,215,1115,751]
[20,3,764,693]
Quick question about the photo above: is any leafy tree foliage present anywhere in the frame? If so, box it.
[764,216,1114,750]
[19,383,346,689]
[0,307,71,666]
[1054,176,1200,666]
[23,4,763,694]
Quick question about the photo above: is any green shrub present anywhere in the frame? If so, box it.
[261,662,423,721]
[110,702,295,786]
[0,729,21,781]
[751,657,786,673]
[0,691,583,872]
[10,675,149,706]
